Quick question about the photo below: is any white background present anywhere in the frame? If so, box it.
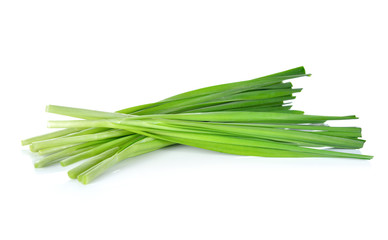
[1,1,387,239]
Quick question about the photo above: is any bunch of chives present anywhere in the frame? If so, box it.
[21,67,372,184]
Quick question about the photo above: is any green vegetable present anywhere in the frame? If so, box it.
[21,66,372,184]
